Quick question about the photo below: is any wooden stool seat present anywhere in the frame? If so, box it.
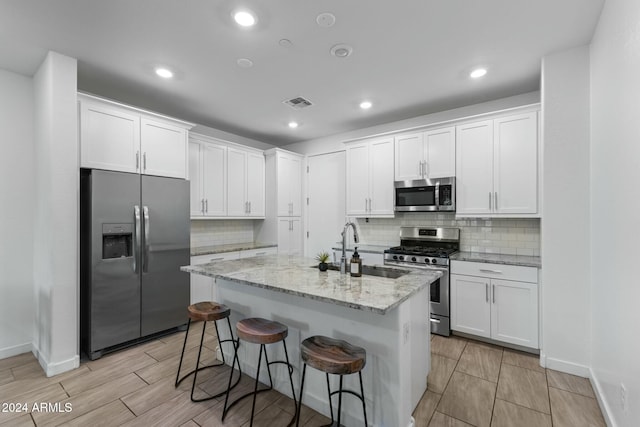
[236,318,288,344]
[301,335,366,375]
[187,301,230,322]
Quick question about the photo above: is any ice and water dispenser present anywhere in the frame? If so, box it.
[102,223,133,259]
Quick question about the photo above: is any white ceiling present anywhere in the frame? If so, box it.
[0,0,603,146]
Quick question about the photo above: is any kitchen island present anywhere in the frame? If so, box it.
[181,255,440,427]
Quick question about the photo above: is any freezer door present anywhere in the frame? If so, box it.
[140,175,190,335]
[87,170,142,353]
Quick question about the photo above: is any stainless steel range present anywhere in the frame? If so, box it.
[383,227,460,336]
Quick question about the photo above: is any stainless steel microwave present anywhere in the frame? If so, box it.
[394,177,456,212]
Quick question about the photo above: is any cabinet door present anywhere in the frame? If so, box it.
[346,142,370,216]
[277,154,291,216]
[277,218,292,254]
[140,118,187,179]
[289,218,303,256]
[425,126,455,178]
[202,143,226,216]
[451,274,491,338]
[188,142,204,217]
[80,101,140,173]
[493,113,538,214]
[456,121,494,215]
[368,138,395,216]
[276,154,302,217]
[491,278,539,348]
[227,148,248,216]
[246,152,265,217]
[394,133,424,181]
[289,156,303,216]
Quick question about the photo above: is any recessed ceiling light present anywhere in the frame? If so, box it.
[330,44,353,58]
[237,58,253,68]
[360,101,372,110]
[470,68,487,79]
[233,10,256,27]
[155,67,174,79]
[316,12,336,28]
[288,121,299,129]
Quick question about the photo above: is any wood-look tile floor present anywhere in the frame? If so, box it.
[413,335,607,427]
[0,322,330,427]
[0,327,608,427]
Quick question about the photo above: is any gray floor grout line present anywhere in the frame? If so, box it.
[488,349,504,425]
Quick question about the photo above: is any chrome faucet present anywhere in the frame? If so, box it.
[340,221,359,274]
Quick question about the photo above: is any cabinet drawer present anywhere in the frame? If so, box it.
[451,260,537,283]
[240,247,277,258]
[191,252,240,265]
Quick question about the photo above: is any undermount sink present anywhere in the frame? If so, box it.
[313,263,410,279]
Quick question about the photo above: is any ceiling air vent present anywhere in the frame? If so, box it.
[283,96,314,110]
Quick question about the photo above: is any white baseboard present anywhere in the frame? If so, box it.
[0,342,32,360]
[539,352,590,377]
[32,344,80,377]
[589,368,617,427]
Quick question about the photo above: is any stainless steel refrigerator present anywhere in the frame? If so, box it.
[80,169,190,360]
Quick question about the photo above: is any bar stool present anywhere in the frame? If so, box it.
[296,335,368,427]
[222,317,298,427]
[174,301,241,402]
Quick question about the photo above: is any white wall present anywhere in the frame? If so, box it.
[0,69,35,358]
[589,0,640,424]
[32,52,79,376]
[540,46,592,376]
[284,92,540,156]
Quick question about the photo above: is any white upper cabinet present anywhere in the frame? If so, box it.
[79,94,193,178]
[456,111,539,217]
[140,119,188,179]
[394,127,455,181]
[227,146,265,218]
[274,151,303,217]
[189,137,226,217]
[346,137,394,217]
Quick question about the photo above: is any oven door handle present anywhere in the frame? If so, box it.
[429,318,441,324]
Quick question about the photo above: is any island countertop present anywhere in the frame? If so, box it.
[181,254,440,315]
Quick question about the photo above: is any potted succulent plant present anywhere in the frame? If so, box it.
[316,251,330,271]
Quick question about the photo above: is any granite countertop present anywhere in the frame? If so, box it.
[451,251,541,268]
[191,242,277,256]
[330,243,390,254]
[181,254,440,315]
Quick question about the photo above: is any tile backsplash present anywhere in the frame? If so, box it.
[190,220,254,248]
[353,213,540,256]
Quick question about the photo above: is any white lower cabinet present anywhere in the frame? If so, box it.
[189,252,240,304]
[451,261,539,349]
[277,218,302,255]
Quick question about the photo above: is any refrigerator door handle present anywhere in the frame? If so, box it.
[133,205,141,273]
[143,206,150,273]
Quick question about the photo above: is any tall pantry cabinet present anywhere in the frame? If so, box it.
[255,149,304,255]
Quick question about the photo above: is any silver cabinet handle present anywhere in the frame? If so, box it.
[133,205,141,273]
[494,192,498,210]
[424,161,429,178]
[249,201,251,214]
[210,257,224,262]
[480,269,503,274]
[493,284,496,303]
[143,152,147,171]
[489,192,492,210]
[255,252,266,256]
[143,206,150,273]
[245,201,248,214]
[136,151,140,170]
[201,199,204,214]
[419,161,423,177]
[485,283,489,302]
[205,199,208,213]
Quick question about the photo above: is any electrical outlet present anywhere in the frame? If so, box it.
[620,383,627,413]
[403,322,410,344]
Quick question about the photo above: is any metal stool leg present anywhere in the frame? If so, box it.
[222,335,242,421]
[296,363,307,427]
[249,344,265,427]
[326,373,335,425]
[174,318,191,387]
[337,375,344,427]
[282,340,298,413]
[359,371,368,427]
[190,319,208,401]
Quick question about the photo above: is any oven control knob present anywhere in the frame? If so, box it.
[411,257,417,262]
[424,258,430,264]
[431,258,438,264]
[393,255,398,260]
[399,256,404,261]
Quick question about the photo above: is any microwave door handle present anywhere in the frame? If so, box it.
[143,206,150,273]
[133,205,140,273]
